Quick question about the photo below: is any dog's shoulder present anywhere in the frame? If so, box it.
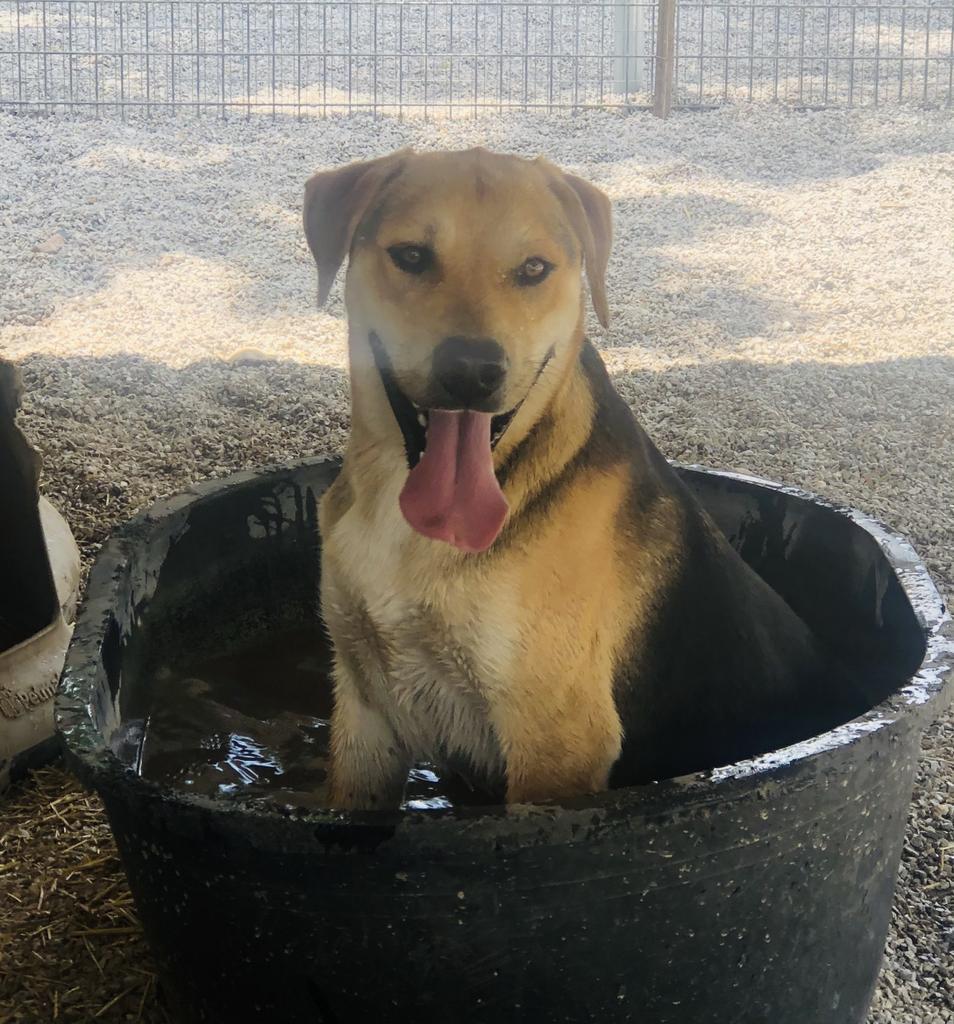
[610,466,838,783]
[547,345,844,784]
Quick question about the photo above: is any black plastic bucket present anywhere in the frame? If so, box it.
[56,458,953,1024]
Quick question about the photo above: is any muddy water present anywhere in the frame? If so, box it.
[127,628,467,811]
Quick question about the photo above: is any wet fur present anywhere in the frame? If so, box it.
[305,148,836,809]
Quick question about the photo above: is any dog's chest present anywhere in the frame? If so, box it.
[324,481,516,770]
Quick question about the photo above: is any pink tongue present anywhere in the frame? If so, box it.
[399,410,509,553]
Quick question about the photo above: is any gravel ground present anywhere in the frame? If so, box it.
[1,104,953,1022]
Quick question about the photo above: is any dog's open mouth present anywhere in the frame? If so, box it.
[368,333,519,471]
[368,332,548,554]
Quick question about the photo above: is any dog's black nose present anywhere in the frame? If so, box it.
[433,336,508,407]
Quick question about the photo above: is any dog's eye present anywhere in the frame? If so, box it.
[515,257,553,286]
[388,244,433,275]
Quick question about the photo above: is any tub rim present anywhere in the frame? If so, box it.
[55,456,954,829]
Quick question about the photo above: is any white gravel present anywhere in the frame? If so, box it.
[1,104,953,1022]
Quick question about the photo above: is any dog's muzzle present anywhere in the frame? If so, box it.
[368,332,534,469]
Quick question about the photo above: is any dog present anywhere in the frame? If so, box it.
[303,147,852,809]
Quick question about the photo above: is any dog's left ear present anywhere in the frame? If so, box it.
[303,148,412,306]
[538,161,613,329]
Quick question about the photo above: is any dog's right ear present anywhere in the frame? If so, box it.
[303,149,411,307]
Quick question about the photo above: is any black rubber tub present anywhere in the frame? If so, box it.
[56,457,953,1024]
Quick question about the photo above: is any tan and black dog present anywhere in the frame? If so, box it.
[303,147,846,809]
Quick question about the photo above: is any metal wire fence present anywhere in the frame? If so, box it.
[0,0,951,117]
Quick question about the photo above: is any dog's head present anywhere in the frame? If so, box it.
[304,147,612,553]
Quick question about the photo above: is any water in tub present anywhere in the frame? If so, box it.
[118,628,463,811]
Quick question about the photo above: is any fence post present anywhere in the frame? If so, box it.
[653,0,677,117]
[613,3,649,97]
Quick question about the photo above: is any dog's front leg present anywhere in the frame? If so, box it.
[327,665,410,811]
[494,683,623,805]
[503,744,619,805]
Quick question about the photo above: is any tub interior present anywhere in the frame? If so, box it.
[99,462,927,809]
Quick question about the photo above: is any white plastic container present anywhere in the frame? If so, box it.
[0,361,82,792]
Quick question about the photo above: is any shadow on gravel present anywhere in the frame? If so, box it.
[13,349,954,602]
